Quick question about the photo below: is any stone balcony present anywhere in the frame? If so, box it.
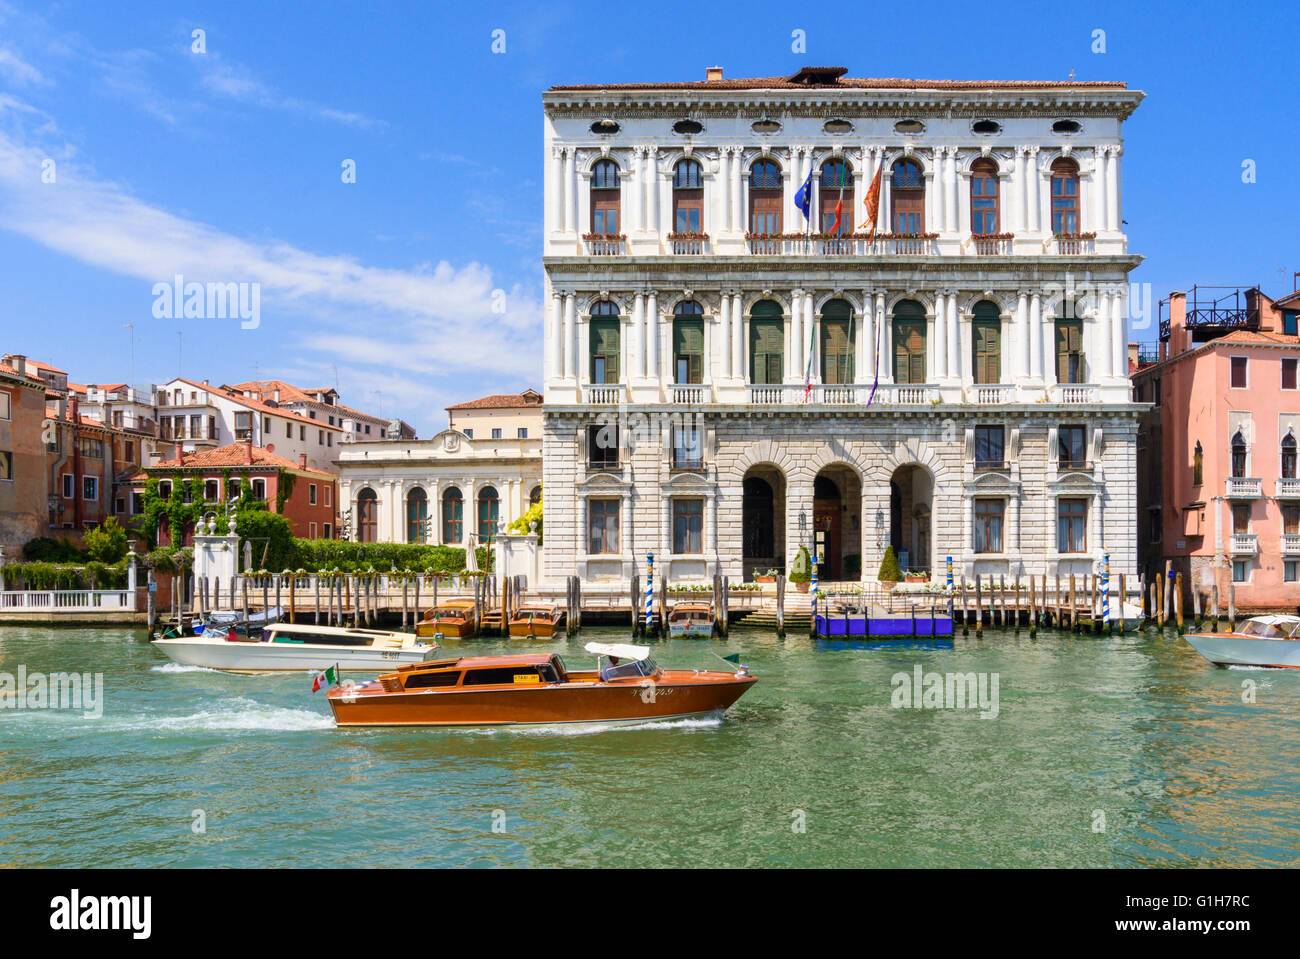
[1225,477,1262,499]
[1283,533,1300,555]
[1231,533,1259,556]
[1276,478,1300,498]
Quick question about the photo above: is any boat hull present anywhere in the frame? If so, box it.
[327,670,756,727]
[1184,633,1300,669]
[416,620,471,639]
[668,622,714,638]
[507,622,562,638]
[152,637,432,673]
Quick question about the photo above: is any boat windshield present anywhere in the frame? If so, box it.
[601,658,660,681]
[1236,620,1285,639]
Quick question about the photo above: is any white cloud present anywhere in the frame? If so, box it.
[196,55,381,130]
[0,47,44,86]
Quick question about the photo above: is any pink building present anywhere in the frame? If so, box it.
[1134,285,1300,611]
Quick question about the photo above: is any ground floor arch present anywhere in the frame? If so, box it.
[742,465,786,580]
[889,464,933,576]
[814,464,863,580]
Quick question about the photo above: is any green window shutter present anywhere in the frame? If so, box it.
[674,318,704,384]
[1055,320,1082,383]
[821,320,852,384]
[894,320,926,384]
[973,318,1000,384]
[590,318,620,383]
[749,318,784,384]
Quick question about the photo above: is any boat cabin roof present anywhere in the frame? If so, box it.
[673,602,713,613]
[1247,614,1300,626]
[268,622,408,639]
[583,641,650,661]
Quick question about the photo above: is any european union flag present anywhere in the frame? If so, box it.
[794,170,813,221]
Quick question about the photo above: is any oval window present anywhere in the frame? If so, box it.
[673,119,704,135]
[823,118,853,135]
[894,119,924,135]
[1052,119,1082,134]
[751,118,781,134]
[972,119,1002,135]
[590,119,620,135]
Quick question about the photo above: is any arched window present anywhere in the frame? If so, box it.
[890,159,925,233]
[441,487,463,544]
[892,300,927,384]
[971,159,1000,234]
[1050,158,1080,234]
[819,159,853,233]
[1283,434,1297,480]
[1231,431,1248,479]
[406,486,428,543]
[673,300,705,384]
[589,300,620,384]
[1193,441,1204,486]
[972,301,1002,384]
[673,159,703,234]
[590,159,621,234]
[357,488,378,543]
[820,299,854,384]
[478,486,500,543]
[748,160,782,234]
[529,485,542,507]
[748,300,784,384]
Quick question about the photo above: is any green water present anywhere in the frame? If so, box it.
[0,624,1297,868]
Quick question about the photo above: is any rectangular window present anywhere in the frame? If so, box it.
[1286,560,1299,583]
[286,422,292,437]
[1055,320,1084,384]
[299,425,305,441]
[674,187,703,233]
[587,424,619,470]
[251,478,266,501]
[309,522,317,538]
[673,498,704,554]
[972,319,1001,384]
[263,416,271,433]
[234,411,252,440]
[974,426,1005,469]
[0,391,10,420]
[590,318,620,384]
[131,492,144,515]
[1057,498,1087,552]
[324,485,331,507]
[517,427,528,439]
[0,450,10,481]
[309,483,318,505]
[672,426,704,469]
[62,473,74,498]
[973,499,1004,553]
[591,192,619,234]
[190,414,202,438]
[893,319,927,384]
[588,499,619,554]
[1232,503,1251,535]
[79,437,104,458]
[491,428,502,439]
[204,479,219,501]
[82,476,98,501]
[1230,356,1248,388]
[749,317,784,384]
[1232,559,1250,583]
[1283,505,1300,535]
[318,430,325,444]
[323,523,332,539]
[1284,358,1298,390]
[1058,425,1087,469]
[1286,313,1299,336]
[820,318,854,385]
[673,317,705,384]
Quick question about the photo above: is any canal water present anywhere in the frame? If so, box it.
[1,624,1297,868]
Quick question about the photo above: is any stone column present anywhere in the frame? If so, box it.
[1092,146,1108,232]
[1012,147,1027,234]
[1095,294,1113,380]
[1026,147,1041,234]
[805,293,816,381]
[947,293,961,383]
[1113,286,1128,377]
[565,148,578,235]
[876,292,890,383]
[551,146,565,234]
[730,147,743,234]
[547,291,562,383]
[946,148,959,234]
[1106,146,1121,236]
[719,294,732,379]
[932,291,948,380]
[633,292,646,378]
[789,289,803,383]
[1016,291,1030,380]
[719,148,730,234]
[1042,300,1057,385]
[859,290,873,385]
[630,147,644,234]
[881,157,893,233]
[646,147,660,236]
[732,293,745,379]
[646,290,659,381]
[562,292,576,380]
[1029,292,1043,380]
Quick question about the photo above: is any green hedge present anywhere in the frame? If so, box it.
[1,559,128,590]
[285,540,492,574]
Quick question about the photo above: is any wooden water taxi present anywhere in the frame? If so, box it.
[152,622,437,673]
[1185,615,1300,669]
[508,603,564,638]
[668,601,714,637]
[415,599,477,639]
[325,641,756,727]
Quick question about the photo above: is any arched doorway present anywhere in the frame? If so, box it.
[356,488,378,543]
[814,464,863,580]
[742,465,786,580]
[888,465,932,577]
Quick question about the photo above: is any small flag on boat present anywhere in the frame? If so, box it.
[311,664,340,693]
[721,653,742,664]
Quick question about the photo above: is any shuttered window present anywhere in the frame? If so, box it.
[820,299,854,384]
[673,307,704,384]
[892,300,927,384]
[749,301,784,384]
[1055,319,1084,384]
[972,302,1001,385]
[590,316,620,384]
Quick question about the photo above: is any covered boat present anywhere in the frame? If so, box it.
[325,641,756,727]
[668,601,714,637]
[415,599,477,639]
[508,603,565,638]
[195,606,283,636]
[152,622,437,673]
[1184,615,1300,669]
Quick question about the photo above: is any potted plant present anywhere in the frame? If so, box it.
[877,546,903,591]
[755,568,777,584]
[905,569,929,583]
[790,547,812,593]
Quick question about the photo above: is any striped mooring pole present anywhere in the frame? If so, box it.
[645,550,654,634]
[1102,551,1111,628]
[810,557,819,625]
[946,555,953,590]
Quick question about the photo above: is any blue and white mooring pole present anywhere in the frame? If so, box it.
[811,556,819,623]
[946,555,954,590]
[645,550,654,634]
[1102,551,1111,628]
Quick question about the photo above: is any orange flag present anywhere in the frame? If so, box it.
[860,163,884,241]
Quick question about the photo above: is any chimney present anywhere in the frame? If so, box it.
[244,438,254,465]
[6,354,26,376]
[174,442,184,464]
[1127,342,1139,373]
[298,453,307,469]
[706,66,723,81]
[1168,291,1188,356]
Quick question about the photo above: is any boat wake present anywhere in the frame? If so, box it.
[149,663,219,674]
[466,713,726,737]
[5,696,333,733]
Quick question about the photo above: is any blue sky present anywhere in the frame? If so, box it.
[1,0,1296,435]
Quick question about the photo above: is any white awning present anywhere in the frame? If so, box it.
[583,642,650,662]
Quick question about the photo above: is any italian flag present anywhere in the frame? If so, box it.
[312,664,339,692]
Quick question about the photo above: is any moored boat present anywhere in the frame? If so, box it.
[152,622,437,673]
[668,601,714,637]
[415,599,477,639]
[194,606,283,636]
[507,603,564,638]
[325,641,756,727]
[1184,615,1300,669]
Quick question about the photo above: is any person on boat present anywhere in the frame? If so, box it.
[600,654,620,681]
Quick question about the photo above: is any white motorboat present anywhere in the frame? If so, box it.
[151,622,437,674]
[1184,615,1300,669]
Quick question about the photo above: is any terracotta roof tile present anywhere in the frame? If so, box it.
[148,442,333,476]
[446,389,542,411]
[167,377,343,430]
[549,74,1130,93]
